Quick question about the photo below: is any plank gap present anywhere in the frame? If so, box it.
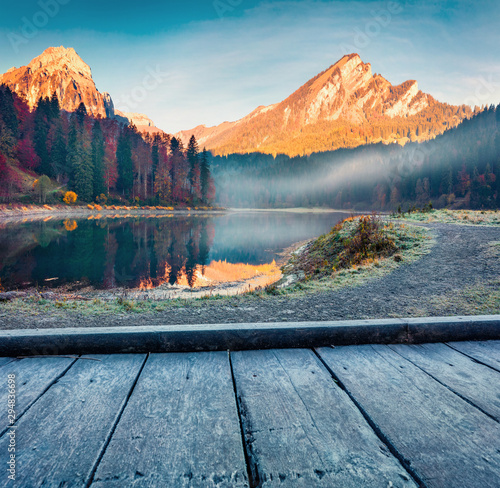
[312,348,428,488]
[85,353,150,488]
[445,342,500,373]
[388,345,499,424]
[228,350,261,488]
[0,356,79,439]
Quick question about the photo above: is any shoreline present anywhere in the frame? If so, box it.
[0,204,362,224]
[0,204,228,224]
[0,221,499,328]
[0,238,309,301]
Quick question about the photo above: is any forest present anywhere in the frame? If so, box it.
[213,105,500,210]
[1,82,499,211]
[211,99,471,158]
[0,85,215,205]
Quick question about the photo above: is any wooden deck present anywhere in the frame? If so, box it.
[0,341,499,487]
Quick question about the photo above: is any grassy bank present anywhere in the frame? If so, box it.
[262,214,434,296]
[390,208,500,226]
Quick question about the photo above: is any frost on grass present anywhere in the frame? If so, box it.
[390,208,500,226]
[267,214,433,295]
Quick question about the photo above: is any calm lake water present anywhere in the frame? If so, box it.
[0,211,350,292]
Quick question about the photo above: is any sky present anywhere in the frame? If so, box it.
[0,0,499,133]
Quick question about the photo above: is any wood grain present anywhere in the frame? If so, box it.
[0,354,145,488]
[231,348,417,487]
[91,352,248,487]
[447,340,500,371]
[318,344,500,488]
[390,342,500,420]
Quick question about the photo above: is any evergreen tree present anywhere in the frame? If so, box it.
[66,115,93,201]
[51,123,68,180]
[0,86,19,137]
[34,97,51,176]
[151,134,160,188]
[76,102,87,126]
[440,165,453,195]
[169,137,184,200]
[116,130,134,196]
[91,120,106,198]
[49,92,60,121]
[200,148,211,203]
[0,116,16,158]
[187,135,199,193]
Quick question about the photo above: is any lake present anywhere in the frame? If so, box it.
[0,211,350,295]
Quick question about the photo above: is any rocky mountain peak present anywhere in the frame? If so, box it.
[28,46,92,78]
[0,46,109,118]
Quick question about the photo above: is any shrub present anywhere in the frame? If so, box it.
[337,215,397,269]
[292,214,397,279]
[63,191,77,205]
[96,193,107,204]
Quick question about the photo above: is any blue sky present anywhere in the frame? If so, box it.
[1,0,499,133]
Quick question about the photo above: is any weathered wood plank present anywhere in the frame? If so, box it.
[0,358,13,368]
[389,343,500,421]
[231,349,417,487]
[0,357,76,434]
[0,354,145,488]
[447,340,500,371]
[91,352,248,488]
[317,345,500,488]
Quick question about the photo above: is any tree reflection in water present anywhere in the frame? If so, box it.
[0,212,349,292]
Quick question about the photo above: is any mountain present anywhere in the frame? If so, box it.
[0,46,113,118]
[0,46,166,136]
[114,110,165,136]
[177,54,470,157]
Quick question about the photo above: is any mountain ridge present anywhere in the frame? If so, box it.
[176,53,470,156]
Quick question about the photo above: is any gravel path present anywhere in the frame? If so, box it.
[1,223,499,329]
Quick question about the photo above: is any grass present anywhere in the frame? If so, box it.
[259,214,434,296]
[390,208,500,226]
[384,280,500,318]
[0,295,205,318]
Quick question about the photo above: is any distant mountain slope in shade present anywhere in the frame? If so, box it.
[0,46,166,136]
[176,53,471,157]
[114,110,166,136]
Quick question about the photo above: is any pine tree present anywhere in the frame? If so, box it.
[440,165,453,195]
[116,130,134,196]
[91,120,106,198]
[169,137,184,201]
[187,135,199,194]
[76,102,87,126]
[151,134,160,188]
[200,148,211,204]
[49,92,60,121]
[0,86,19,138]
[67,115,93,201]
[51,123,68,180]
[34,97,51,176]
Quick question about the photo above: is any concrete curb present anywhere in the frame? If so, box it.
[1,315,499,356]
